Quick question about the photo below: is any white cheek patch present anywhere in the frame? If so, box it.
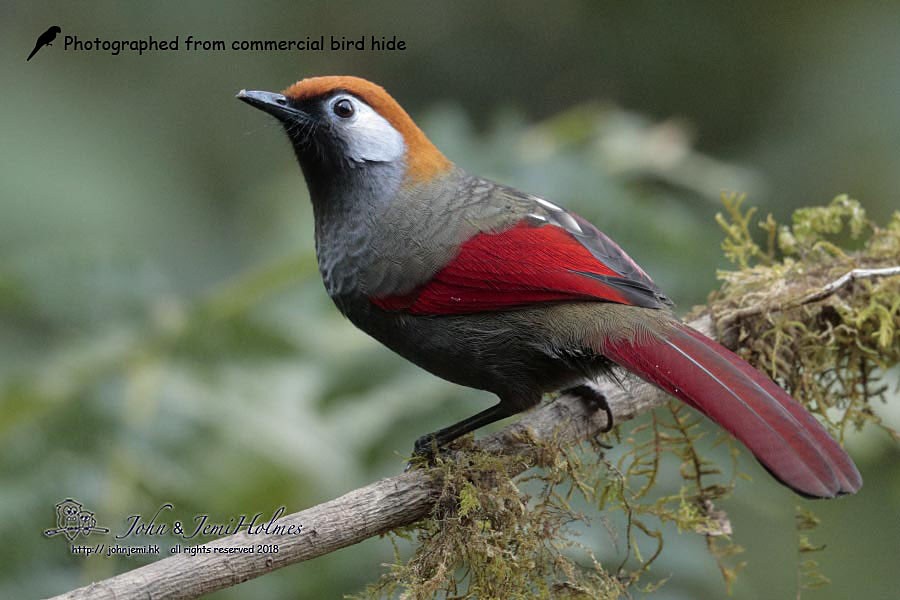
[342,100,406,163]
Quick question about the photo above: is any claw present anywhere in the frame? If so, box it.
[564,384,614,433]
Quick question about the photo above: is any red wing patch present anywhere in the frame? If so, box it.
[372,221,660,315]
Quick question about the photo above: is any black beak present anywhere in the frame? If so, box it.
[236,89,305,123]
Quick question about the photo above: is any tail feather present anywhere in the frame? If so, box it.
[602,323,861,498]
[676,326,862,494]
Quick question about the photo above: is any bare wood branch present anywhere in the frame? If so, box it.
[720,265,900,325]
[797,265,900,305]
[46,317,711,600]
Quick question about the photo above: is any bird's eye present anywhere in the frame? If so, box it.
[332,98,355,119]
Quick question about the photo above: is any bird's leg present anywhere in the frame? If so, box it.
[407,402,515,469]
[562,384,614,433]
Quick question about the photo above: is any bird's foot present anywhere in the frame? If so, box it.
[563,384,614,434]
[404,434,442,472]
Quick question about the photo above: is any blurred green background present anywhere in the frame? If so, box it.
[2,1,899,598]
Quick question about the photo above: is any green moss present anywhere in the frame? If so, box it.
[708,194,900,440]
[355,415,744,598]
[353,441,626,599]
[795,506,830,595]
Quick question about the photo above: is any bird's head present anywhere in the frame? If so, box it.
[238,76,452,187]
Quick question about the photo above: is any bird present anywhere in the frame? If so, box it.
[237,76,861,499]
[27,26,61,61]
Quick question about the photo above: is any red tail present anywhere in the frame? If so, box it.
[602,323,861,498]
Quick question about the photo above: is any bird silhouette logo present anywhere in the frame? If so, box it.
[27,25,62,61]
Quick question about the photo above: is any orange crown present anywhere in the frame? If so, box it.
[283,76,452,183]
